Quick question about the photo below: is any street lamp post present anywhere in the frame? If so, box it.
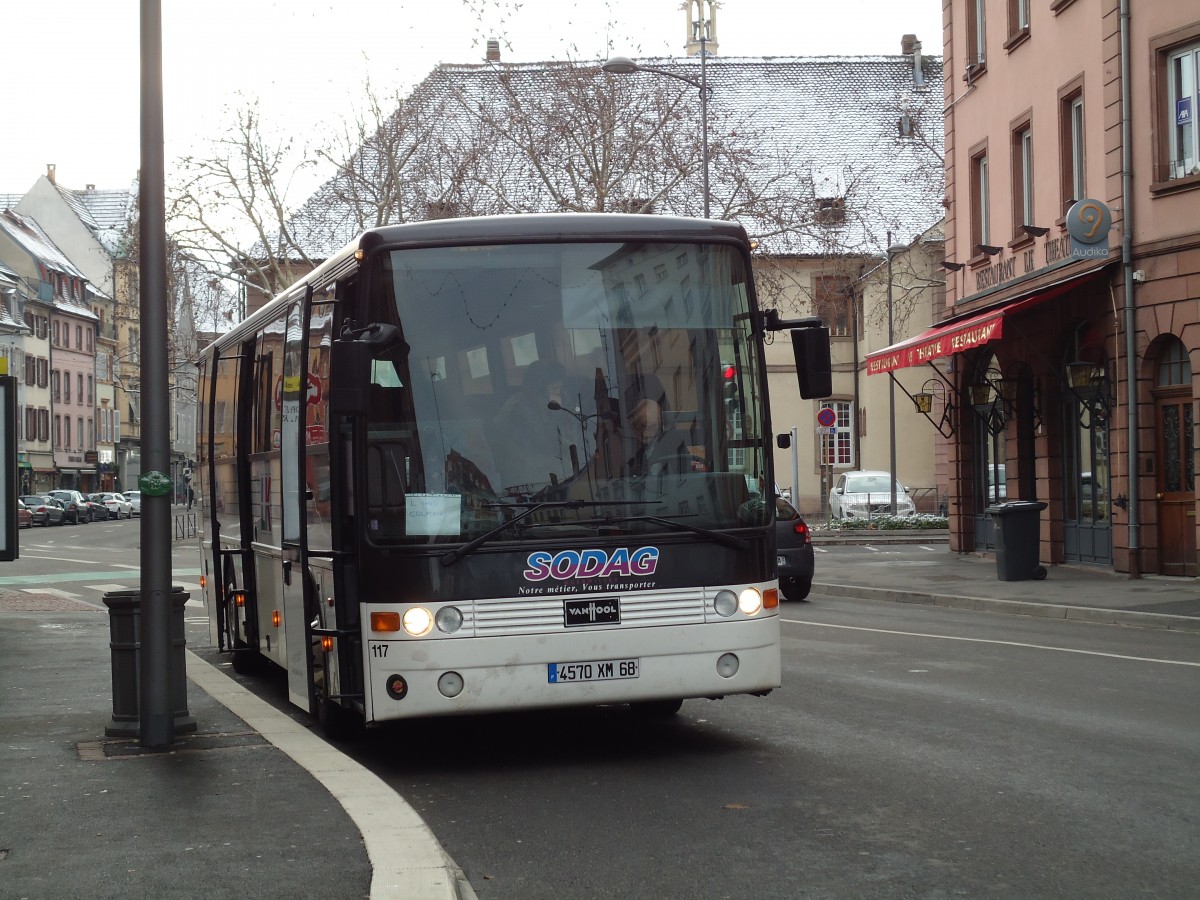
[604,35,712,218]
[885,233,909,516]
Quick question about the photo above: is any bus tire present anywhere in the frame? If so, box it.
[231,647,264,675]
[630,699,683,717]
[318,694,364,741]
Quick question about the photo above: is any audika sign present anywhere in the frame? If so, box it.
[1065,199,1112,260]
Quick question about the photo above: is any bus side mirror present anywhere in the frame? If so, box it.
[790,319,832,399]
[329,339,372,416]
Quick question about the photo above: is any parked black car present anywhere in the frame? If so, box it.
[20,495,66,526]
[775,496,815,602]
[48,490,92,524]
[83,495,109,522]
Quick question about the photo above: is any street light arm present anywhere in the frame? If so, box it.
[603,57,704,91]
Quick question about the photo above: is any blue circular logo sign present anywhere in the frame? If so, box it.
[816,407,837,427]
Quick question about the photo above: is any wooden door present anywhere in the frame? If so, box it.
[1154,394,1197,576]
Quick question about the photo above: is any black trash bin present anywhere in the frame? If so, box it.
[102,586,197,737]
[985,501,1048,581]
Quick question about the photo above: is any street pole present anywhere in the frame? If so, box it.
[603,41,712,219]
[138,0,178,748]
[887,231,898,516]
[700,33,710,219]
[791,426,800,509]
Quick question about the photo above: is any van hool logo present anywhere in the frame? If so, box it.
[563,597,621,627]
[523,547,659,582]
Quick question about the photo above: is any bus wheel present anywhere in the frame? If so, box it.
[630,699,683,717]
[230,647,264,675]
[317,693,364,741]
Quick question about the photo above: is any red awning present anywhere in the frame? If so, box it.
[865,275,1094,375]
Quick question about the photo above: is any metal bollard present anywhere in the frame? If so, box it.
[103,587,197,737]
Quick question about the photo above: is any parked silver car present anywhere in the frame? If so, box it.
[48,489,93,524]
[828,470,917,519]
[125,490,142,516]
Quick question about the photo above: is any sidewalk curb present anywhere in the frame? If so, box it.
[813,582,1200,633]
[185,650,478,900]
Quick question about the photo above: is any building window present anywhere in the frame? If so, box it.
[1012,123,1034,232]
[51,370,61,402]
[63,371,70,404]
[55,415,61,448]
[87,375,94,405]
[814,276,856,338]
[53,321,60,346]
[1166,41,1200,180]
[1060,88,1086,211]
[1008,0,1030,38]
[968,0,987,71]
[38,409,49,442]
[814,197,846,226]
[77,417,83,449]
[971,148,991,252]
[819,401,854,468]
[75,325,82,349]
[77,373,83,405]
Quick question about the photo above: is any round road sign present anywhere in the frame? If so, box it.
[816,407,837,428]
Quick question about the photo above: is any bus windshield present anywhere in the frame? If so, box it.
[358,240,769,546]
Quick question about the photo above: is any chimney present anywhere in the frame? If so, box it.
[486,38,500,62]
[912,39,925,88]
[47,164,56,184]
[901,34,917,55]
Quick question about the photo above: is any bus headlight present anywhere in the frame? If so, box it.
[713,590,738,617]
[403,607,433,637]
[435,606,464,634]
[738,587,763,616]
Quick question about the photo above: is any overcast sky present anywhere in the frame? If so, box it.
[1,0,942,195]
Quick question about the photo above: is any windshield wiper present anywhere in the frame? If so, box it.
[439,499,637,566]
[594,514,749,551]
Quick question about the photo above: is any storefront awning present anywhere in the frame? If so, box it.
[866,274,1095,375]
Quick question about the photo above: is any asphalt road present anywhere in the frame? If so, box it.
[14,525,1198,899]
[339,592,1200,900]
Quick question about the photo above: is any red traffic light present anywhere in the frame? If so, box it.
[723,364,737,380]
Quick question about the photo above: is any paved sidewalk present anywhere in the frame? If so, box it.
[811,531,1200,632]
[0,590,470,900]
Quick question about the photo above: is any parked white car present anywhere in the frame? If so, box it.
[91,492,133,520]
[125,490,142,516]
[829,470,917,519]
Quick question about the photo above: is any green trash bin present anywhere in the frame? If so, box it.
[102,586,197,737]
[985,501,1048,581]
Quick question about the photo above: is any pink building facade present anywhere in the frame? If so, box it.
[870,1,1199,576]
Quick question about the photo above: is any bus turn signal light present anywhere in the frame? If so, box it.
[763,588,779,609]
[371,611,401,633]
[272,609,281,628]
[320,636,335,652]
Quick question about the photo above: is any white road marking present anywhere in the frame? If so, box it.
[781,618,1200,667]
[28,587,82,600]
[87,583,134,593]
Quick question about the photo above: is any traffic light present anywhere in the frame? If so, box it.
[722,363,740,411]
